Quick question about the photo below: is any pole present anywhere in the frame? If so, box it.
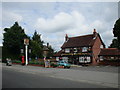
[25,45,28,65]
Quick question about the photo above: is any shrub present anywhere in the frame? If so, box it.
[50,62,58,67]
[12,60,21,63]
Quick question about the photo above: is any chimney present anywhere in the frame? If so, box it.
[93,29,96,34]
[47,43,49,47]
[93,29,98,38]
[65,34,68,42]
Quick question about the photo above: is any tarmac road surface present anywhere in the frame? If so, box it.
[2,63,119,88]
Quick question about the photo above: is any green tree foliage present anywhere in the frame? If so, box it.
[30,31,44,58]
[3,22,28,59]
[110,18,120,49]
[109,39,119,48]
[112,18,120,49]
[3,22,55,60]
[46,43,54,58]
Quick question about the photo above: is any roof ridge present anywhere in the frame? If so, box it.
[69,34,93,39]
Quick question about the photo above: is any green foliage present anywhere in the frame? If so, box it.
[28,60,44,65]
[50,62,58,67]
[3,22,28,59]
[47,44,54,58]
[12,60,21,63]
[2,22,55,60]
[113,18,120,37]
[112,18,120,49]
[30,31,44,58]
[109,39,119,48]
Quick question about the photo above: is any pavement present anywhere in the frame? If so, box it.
[2,63,119,88]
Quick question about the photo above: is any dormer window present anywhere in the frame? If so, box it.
[65,48,70,53]
[82,47,88,52]
[74,48,77,52]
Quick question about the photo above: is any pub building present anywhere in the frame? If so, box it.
[54,29,105,65]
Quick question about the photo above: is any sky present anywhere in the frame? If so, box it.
[1,0,119,51]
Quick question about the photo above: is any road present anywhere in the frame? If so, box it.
[2,63,119,88]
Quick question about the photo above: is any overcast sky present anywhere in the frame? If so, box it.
[1,1,119,51]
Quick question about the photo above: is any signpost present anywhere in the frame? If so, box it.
[24,38,29,65]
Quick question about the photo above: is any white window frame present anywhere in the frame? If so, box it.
[65,48,70,53]
[56,57,59,61]
[74,48,77,52]
[87,57,91,62]
[100,45,104,48]
[79,57,83,63]
[100,56,103,61]
[110,57,114,60]
[82,47,88,52]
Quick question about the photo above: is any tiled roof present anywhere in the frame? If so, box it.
[99,48,120,56]
[61,34,96,48]
[54,50,62,57]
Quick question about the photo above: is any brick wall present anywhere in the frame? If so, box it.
[92,35,103,65]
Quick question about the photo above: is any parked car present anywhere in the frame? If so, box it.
[57,60,71,68]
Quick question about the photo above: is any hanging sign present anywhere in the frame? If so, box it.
[24,38,29,45]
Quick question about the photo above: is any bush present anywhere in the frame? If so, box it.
[50,62,58,67]
[39,62,45,66]
[12,60,21,63]
[29,60,45,66]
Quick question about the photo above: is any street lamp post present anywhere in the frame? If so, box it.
[24,38,29,65]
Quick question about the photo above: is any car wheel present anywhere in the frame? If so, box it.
[67,67,70,69]
[64,66,65,68]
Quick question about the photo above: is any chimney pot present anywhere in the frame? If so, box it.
[65,34,68,42]
[93,29,96,33]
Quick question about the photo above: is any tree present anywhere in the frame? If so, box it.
[109,18,120,49]
[113,18,120,49]
[30,31,44,59]
[46,43,54,58]
[3,22,28,59]
[109,39,119,48]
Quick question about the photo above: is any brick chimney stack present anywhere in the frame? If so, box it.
[93,29,96,34]
[93,29,97,38]
[47,43,49,47]
[65,34,68,42]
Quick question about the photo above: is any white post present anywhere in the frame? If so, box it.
[25,45,28,65]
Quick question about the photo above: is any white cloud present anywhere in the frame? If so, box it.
[0,27,3,46]
[2,2,118,51]
[2,11,23,26]
[35,10,116,50]
[35,11,86,33]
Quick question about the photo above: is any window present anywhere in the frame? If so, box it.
[100,45,104,48]
[56,57,59,61]
[65,48,70,53]
[62,57,68,62]
[87,57,91,62]
[74,48,77,52]
[79,57,84,63]
[82,47,88,52]
[100,56,103,61]
[79,57,91,63]
[110,57,114,60]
